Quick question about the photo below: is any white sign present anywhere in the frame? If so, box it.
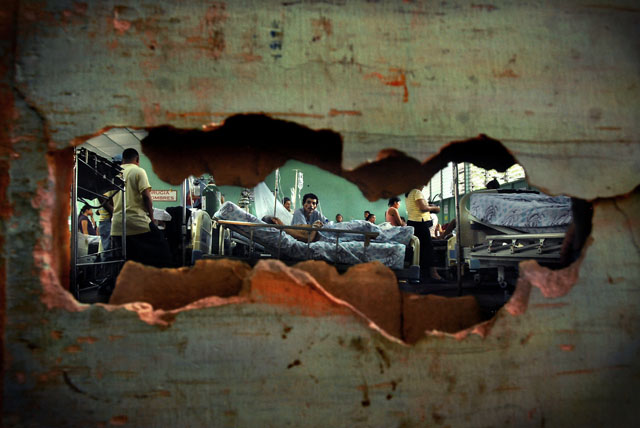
[150,190,177,202]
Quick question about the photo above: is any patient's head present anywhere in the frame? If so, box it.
[486,178,500,189]
[302,193,318,216]
[262,216,284,225]
[388,196,400,208]
[283,197,292,211]
[335,213,343,223]
[366,213,376,224]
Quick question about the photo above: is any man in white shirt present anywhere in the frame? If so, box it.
[110,148,171,268]
[291,193,327,226]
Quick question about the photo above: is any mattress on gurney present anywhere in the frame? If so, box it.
[214,202,412,270]
[469,192,572,233]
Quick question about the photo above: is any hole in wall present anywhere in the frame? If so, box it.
[62,114,592,344]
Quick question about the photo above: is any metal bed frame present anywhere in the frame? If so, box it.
[455,190,567,288]
[214,219,378,260]
[210,219,420,280]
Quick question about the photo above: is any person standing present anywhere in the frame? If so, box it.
[405,188,443,282]
[110,149,172,268]
[97,190,115,259]
[78,205,98,236]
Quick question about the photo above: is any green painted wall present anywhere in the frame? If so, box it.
[265,160,401,223]
[140,155,182,211]
[143,154,252,215]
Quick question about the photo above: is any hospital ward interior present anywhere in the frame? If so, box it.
[4,1,638,425]
[71,126,592,338]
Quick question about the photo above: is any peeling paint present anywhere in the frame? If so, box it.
[64,345,81,353]
[110,259,251,310]
[365,69,409,102]
[109,415,129,426]
[112,11,131,35]
[328,108,362,117]
[494,68,519,78]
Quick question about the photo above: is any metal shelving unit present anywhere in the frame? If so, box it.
[70,148,126,300]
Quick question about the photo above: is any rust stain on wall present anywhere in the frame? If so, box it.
[64,345,81,353]
[202,2,228,60]
[328,108,362,117]
[112,10,131,35]
[311,17,332,42]
[493,68,519,78]
[109,415,129,426]
[595,126,622,131]
[365,69,409,103]
[471,4,499,12]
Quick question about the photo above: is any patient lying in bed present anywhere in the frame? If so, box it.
[215,202,413,269]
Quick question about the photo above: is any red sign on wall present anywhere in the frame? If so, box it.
[150,190,177,202]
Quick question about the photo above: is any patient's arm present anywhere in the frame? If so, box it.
[286,222,322,242]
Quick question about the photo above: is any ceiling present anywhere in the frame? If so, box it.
[81,127,148,161]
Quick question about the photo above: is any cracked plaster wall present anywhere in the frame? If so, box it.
[2,0,639,426]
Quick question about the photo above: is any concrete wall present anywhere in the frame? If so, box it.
[2,1,639,426]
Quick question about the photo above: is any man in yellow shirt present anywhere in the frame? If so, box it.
[110,148,171,268]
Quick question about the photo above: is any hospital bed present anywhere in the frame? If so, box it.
[208,202,420,281]
[456,189,572,287]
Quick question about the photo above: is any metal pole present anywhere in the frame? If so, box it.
[292,169,299,209]
[181,179,188,266]
[70,149,79,299]
[273,168,279,217]
[122,184,126,261]
[440,168,444,218]
[464,162,470,194]
[453,162,463,296]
